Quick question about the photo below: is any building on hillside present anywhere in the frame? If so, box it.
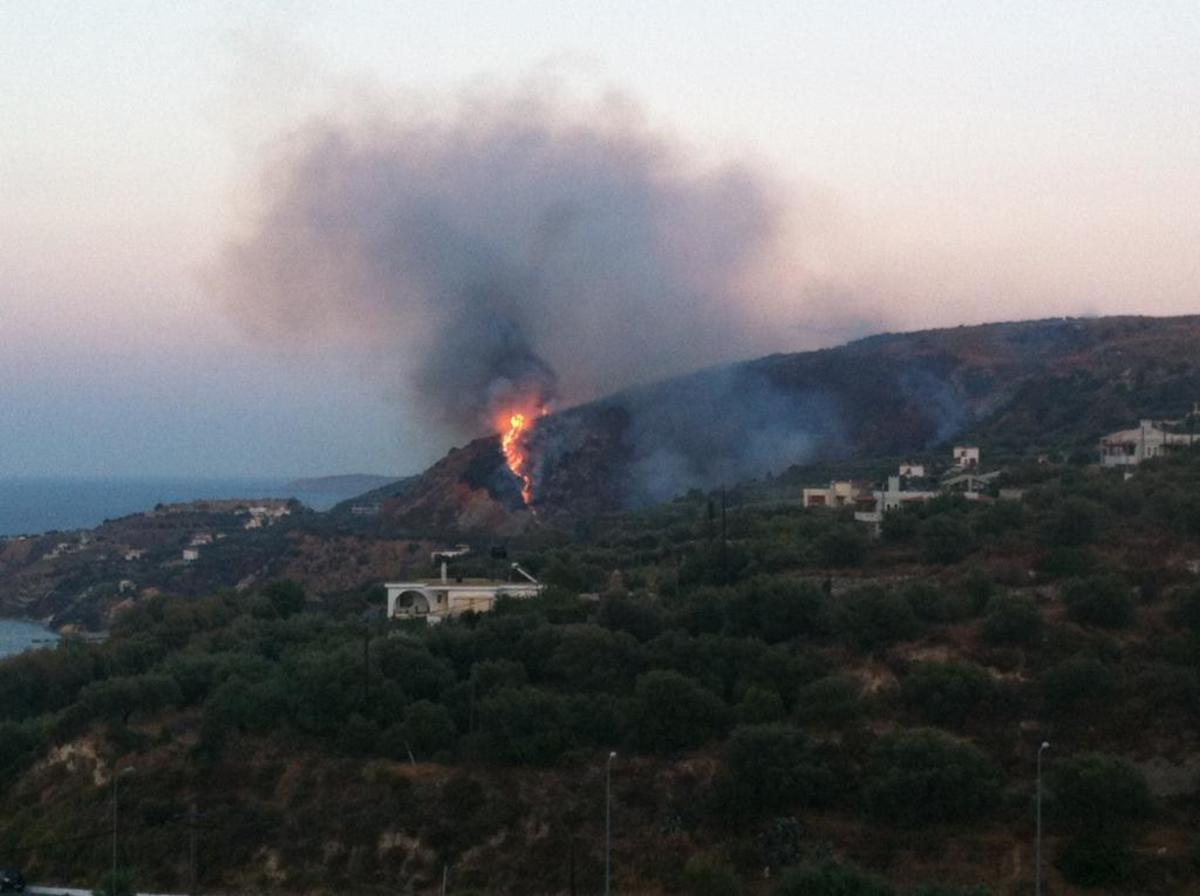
[802,481,872,508]
[952,446,981,469]
[385,563,544,623]
[182,547,200,563]
[1099,419,1195,467]
[189,533,213,547]
[941,470,1002,495]
[898,462,926,479]
[854,476,941,534]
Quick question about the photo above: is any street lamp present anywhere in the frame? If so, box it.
[605,751,616,896]
[111,766,135,896]
[1036,742,1050,896]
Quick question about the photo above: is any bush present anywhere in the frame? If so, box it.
[815,526,869,568]
[682,855,741,896]
[737,578,831,642]
[630,670,728,753]
[1174,585,1200,632]
[835,587,921,650]
[862,729,1000,826]
[262,580,306,617]
[1041,656,1116,716]
[902,662,996,727]
[734,686,786,724]
[720,724,834,815]
[1061,576,1134,628]
[773,859,893,896]
[1056,831,1134,888]
[981,596,1043,646]
[921,515,974,565]
[475,687,571,765]
[793,674,864,726]
[1048,753,1153,834]
[401,699,457,758]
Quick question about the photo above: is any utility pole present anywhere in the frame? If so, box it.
[719,487,728,585]
[1036,741,1050,896]
[605,751,616,896]
[188,802,198,896]
[111,766,135,896]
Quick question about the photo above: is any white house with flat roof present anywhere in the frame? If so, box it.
[1099,419,1195,467]
[385,563,543,623]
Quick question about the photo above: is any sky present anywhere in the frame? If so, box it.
[2,1,1198,477]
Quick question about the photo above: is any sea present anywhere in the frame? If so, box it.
[0,618,59,658]
[0,476,351,538]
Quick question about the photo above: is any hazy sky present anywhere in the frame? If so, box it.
[2,1,1198,477]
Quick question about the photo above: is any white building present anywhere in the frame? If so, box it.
[1099,420,1194,467]
[952,446,981,469]
[385,563,543,623]
[854,476,940,534]
[182,547,200,563]
[802,481,870,508]
[898,463,926,479]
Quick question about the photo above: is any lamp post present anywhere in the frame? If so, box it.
[111,766,135,895]
[605,751,616,896]
[1036,741,1050,896]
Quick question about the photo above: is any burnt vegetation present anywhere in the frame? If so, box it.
[2,448,1200,894]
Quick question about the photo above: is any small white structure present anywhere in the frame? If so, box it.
[1099,420,1194,467]
[952,446,981,469]
[854,476,941,533]
[385,563,544,623]
[123,549,146,562]
[182,547,200,563]
[898,463,926,479]
[802,481,869,508]
[189,533,214,547]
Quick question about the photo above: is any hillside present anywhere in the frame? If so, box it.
[2,448,1200,894]
[374,315,1200,533]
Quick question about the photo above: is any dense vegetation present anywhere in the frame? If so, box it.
[3,450,1200,894]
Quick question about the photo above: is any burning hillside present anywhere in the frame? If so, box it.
[369,315,1200,533]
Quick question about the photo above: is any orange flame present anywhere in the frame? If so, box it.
[500,410,539,506]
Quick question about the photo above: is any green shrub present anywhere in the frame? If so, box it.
[862,729,1000,826]
[920,515,974,565]
[793,674,864,725]
[720,724,834,815]
[1056,832,1134,888]
[981,596,1043,645]
[1061,576,1134,628]
[630,670,728,753]
[835,587,922,649]
[902,662,996,727]
[1041,656,1116,716]
[1048,753,1153,834]
[815,526,869,568]
[682,855,741,896]
[475,687,571,764]
[773,859,893,896]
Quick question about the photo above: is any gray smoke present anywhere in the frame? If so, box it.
[214,88,795,435]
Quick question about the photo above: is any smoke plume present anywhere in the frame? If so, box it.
[214,86,812,436]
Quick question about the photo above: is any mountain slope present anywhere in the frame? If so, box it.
[375,315,1200,532]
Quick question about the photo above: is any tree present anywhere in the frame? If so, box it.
[920,514,974,565]
[981,596,1043,646]
[902,662,996,728]
[262,580,306,617]
[1049,753,1153,887]
[1041,655,1116,717]
[629,670,728,753]
[773,860,893,896]
[815,526,868,568]
[475,686,571,765]
[862,729,1000,826]
[835,587,921,649]
[720,724,834,816]
[793,675,863,726]
[1061,576,1134,628]
[401,699,458,758]
[682,855,741,896]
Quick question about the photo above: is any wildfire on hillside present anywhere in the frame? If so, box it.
[498,406,547,506]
